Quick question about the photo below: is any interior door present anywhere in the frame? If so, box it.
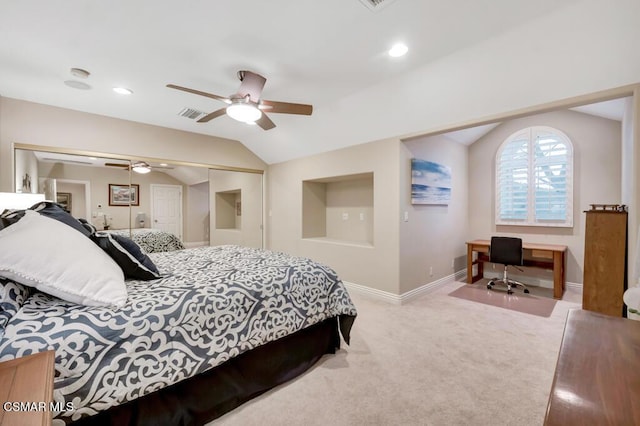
[150,184,183,240]
[209,169,263,248]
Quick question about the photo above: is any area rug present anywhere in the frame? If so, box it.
[448,281,558,317]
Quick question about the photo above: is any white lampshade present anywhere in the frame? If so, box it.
[226,103,262,123]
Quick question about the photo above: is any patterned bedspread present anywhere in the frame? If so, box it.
[0,245,357,424]
[105,228,185,253]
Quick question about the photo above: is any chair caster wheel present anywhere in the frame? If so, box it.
[524,289,530,294]
[507,290,513,295]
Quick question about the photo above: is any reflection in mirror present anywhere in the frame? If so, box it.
[14,147,214,249]
[209,169,263,249]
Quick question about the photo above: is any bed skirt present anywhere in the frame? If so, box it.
[70,317,342,426]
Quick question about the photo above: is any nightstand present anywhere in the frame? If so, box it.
[0,351,55,426]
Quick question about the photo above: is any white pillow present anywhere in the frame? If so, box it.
[0,210,127,307]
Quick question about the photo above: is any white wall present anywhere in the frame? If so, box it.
[468,110,622,285]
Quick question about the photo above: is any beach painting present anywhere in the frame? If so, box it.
[411,159,452,205]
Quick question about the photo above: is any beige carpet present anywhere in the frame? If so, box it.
[448,281,558,317]
[210,280,581,426]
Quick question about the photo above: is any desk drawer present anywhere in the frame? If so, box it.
[531,249,553,259]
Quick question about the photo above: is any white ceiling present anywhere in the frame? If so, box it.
[0,0,630,163]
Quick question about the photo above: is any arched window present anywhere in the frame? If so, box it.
[496,126,573,227]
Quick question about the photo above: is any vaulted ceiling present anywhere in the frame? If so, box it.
[0,0,637,163]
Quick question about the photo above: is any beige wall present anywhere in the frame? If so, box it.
[400,136,469,294]
[185,181,210,245]
[267,138,402,294]
[469,110,622,285]
[0,97,266,193]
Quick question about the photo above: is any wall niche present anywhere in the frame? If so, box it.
[215,189,241,230]
[302,172,373,246]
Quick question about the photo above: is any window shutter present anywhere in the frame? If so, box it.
[497,133,528,221]
[495,126,573,227]
[533,131,569,223]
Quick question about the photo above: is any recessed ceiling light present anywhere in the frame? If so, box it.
[388,43,408,58]
[89,157,97,160]
[159,163,168,167]
[64,80,92,90]
[113,87,133,95]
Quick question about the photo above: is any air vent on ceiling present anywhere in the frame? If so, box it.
[358,0,397,12]
[178,107,206,120]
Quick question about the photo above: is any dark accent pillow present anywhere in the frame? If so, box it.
[0,209,26,229]
[78,218,97,235]
[29,201,91,237]
[91,232,161,281]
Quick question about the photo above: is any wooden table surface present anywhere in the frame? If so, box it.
[545,309,640,425]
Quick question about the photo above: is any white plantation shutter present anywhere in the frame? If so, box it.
[496,126,573,227]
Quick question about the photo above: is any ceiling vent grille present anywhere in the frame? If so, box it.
[178,107,206,120]
[358,0,397,12]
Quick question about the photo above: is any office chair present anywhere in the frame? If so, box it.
[487,236,530,295]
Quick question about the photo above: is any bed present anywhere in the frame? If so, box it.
[0,203,357,425]
[105,228,185,253]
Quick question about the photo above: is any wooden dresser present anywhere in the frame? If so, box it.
[0,351,55,426]
[545,309,640,425]
[582,205,627,317]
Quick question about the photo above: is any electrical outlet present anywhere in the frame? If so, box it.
[342,212,349,221]
[359,212,364,221]
[429,266,433,276]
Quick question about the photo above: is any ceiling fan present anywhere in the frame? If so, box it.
[166,70,313,130]
[105,161,173,174]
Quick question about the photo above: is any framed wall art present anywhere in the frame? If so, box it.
[109,184,139,206]
[411,159,452,205]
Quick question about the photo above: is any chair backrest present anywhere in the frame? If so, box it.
[489,236,523,266]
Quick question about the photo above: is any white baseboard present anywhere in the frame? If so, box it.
[566,281,583,291]
[343,269,581,305]
[183,241,209,249]
[343,270,465,305]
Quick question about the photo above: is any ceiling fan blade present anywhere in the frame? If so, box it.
[236,71,266,103]
[105,163,130,168]
[260,100,313,115]
[256,113,276,131]
[166,84,229,103]
[197,108,227,123]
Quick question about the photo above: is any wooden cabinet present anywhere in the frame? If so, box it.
[583,205,627,317]
[0,351,55,426]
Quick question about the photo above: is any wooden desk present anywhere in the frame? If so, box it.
[545,309,640,425]
[0,351,55,426]
[466,239,567,299]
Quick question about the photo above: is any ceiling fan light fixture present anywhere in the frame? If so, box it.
[132,163,151,174]
[226,103,262,123]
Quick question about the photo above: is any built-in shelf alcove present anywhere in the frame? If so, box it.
[302,172,374,246]
[215,189,241,230]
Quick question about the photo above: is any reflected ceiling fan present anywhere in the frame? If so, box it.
[166,70,313,130]
[105,161,173,174]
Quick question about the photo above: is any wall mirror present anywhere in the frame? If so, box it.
[13,144,263,249]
